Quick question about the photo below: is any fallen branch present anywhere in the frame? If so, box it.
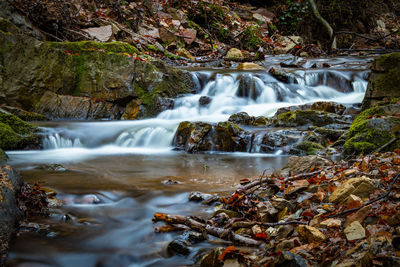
[261,221,307,227]
[153,213,262,246]
[329,172,400,218]
[308,0,337,49]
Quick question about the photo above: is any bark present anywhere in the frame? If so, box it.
[308,0,337,49]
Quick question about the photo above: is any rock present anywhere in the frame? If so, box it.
[297,225,326,243]
[276,238,299,251]
[188,191,209,202]
[346,194,363,208]
[236,62,266,70]
[273,110,351,128]
[199,247,224,267]
[275,104,312,116]
[0,166,23,264]
[177,48,195,61]
[82,25,113,42]
[35,164,66,172]
[236,74,260,100]
[276,225,294,239]
[225,48,243,60]
[199,96,212,106]
[167,239,190,256]
[268,67,292,83]
[138,24,160,39]
[272,198,294,211]
[274,251,308,267]
[344,104,400,156]
[329,177,375,203]
[121,99,142,120]
[0,19,194,119]
[275,36,303,53]
[159,27,176,43]
[344,221,366,241]
[290,141,325,156]
[213,209,239,219]
[362,53,400,109]
[320,218,341,228]
[228,112,253,125]
[328,183,355,204]
[251,225,263,235]
[345,205,372,226]
[185,231,206,244]
[182,28,197,45]
[173,121,248,153]
[37,91,118,120]
[154,97,175,113]
[0,111,39,150]
[279,155,332,177]
[253,116,268,126]
[311,101,346,115]
[0,106,48,121]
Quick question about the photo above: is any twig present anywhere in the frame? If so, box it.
[153,213,262,246]
[261,221,307,227]
[329,172,400,218]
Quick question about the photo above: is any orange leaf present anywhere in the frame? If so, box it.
[218,246,237,261]
[254,232,268,240]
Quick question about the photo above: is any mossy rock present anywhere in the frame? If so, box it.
[273,110,350,128]
[362,53,400,109]
[290,141,325,156]
[0,111,39,150]
[343,104,400,155]
[0,148,8,163]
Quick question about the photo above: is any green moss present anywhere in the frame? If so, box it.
[0,112,37,135]
[48,41,140,55]
[292,141,324,155]
[0,122,23,150]
[343,106,400,155]
[0,148,7,162]
[274,110,337,127]
[375,52,400,71]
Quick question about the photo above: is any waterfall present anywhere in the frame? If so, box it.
[41,64,369,152]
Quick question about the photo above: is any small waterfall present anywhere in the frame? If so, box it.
[39,60,370,153]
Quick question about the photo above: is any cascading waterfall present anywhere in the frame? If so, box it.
[40,62,369,153]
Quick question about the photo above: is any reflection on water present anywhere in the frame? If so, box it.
[7,152,288,266]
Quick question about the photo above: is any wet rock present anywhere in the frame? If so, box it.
[177,48,195,61]
[362,53,400,109]
[225,48,243,60]
[228,112,253,125]
[189,191,210,202]
[297,225,326,243]
[344,221,366,241]
[274,251,308,267]
[185,231,206,244]
[273,110,350,128]
[258,131,292,153]
[237,74,260,100]
[278,155,332,177]
[162,179,182,185]
[213,209,239,219]
[167,239,190,256]
[173,121,248,153]
[268,67,292,83]
[0,106,48,121]
[199,96,212,106]
[290,141,325,156]
[0,166,23,265]
[311,101,346,115]
[276,225,294,239]
[313,127,346,143]
[121,99,142,120]
[35,164,67,172]
[199,247,224,267]
[236,62,265,70]
[275,104,312,116]
[275,36,303,53]
[154,97,174,113]
[388,210,400,226]
[253,116,268,126]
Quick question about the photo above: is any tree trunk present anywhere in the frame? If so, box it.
[308,0,337,49]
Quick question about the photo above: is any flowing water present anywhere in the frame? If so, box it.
[5,56,371,266]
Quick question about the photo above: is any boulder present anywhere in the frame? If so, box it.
[344,104,400,155]
[311,101,346,115]
[236,62,265,70]
[289,141,325,156]
[225,48,243,60]
[173,121,248,153]
[228,112,253,125]
[362,53,400,109]
[0,166,23,265]
[0,106,47,121]
[268,67,292,83]
[199,96,212,106]
[236,74,260,100]
[344,221,366,241]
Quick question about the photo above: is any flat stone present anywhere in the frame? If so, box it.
[297,225,326,243]
[272,198,294,211]
[320,218,341,228]
[346,194,363,208]
[82,25,113,42]
[344,221,366,241]
[345,205,372,227]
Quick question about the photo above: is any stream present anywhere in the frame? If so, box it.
[5,56,371,266]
